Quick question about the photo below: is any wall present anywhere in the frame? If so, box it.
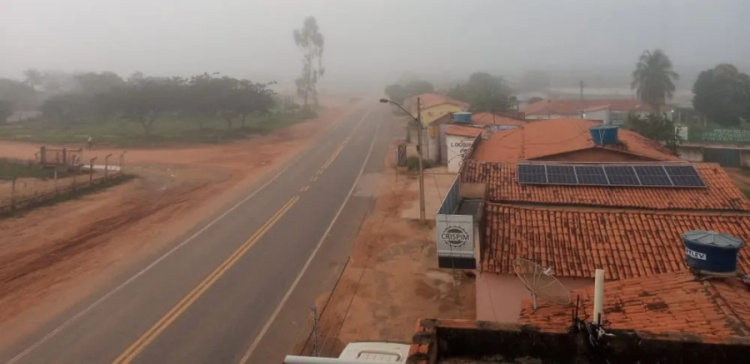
[676,146,703,163]
[427,126,440,164]
[421,104,463,126]
[538,148,656,162]
[583,109,610,124]
[446,134,475,173]
[476,273,593,323]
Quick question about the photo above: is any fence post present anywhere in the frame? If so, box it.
[62,148,67,165]
[54,169,58,195]
[311,307,319,357]
[104,153,112,178]
[10,177,16,211]
[119,151,127,174]
[40,146,46,165]
[89,157,97,183]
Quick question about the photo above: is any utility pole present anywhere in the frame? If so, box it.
[579,80,584,119]
[416,97,426,223]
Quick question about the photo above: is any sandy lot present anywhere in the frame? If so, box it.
[0,99,357,347]
[296,145,476,356]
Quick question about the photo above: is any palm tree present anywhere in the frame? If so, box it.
[631,49,679,111]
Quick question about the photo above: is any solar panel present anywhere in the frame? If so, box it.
[574,166,608,185]
[518,164,547,184]
[664,165,706,187]
[604,166,640,186]
[546,165,577,184]
[634,166,673,186]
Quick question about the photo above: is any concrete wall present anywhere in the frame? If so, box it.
[538,148,656,162]
[446,134,475,173]
[476,273,593,323]
[676,146,703,163]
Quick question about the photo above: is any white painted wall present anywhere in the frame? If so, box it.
[446,134,475,173]
[583,109,610,124]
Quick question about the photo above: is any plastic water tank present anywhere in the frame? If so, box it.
[589,125,619,145]
[682,230,745,273]
[453,112,472,124]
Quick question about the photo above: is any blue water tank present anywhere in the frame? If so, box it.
[682,230,745,273]
[453,112,472,124]
[589,125,619,145]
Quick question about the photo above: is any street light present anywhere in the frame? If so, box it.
[379,97,426,223]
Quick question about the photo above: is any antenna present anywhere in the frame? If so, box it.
[514,258,571,310]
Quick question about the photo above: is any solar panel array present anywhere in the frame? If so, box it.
[517,163,706,188]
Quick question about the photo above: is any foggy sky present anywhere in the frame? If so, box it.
[2,0,749,90]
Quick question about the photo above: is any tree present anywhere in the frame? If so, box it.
[625,112,679,151]
[527,96,544,104]
[448,72,512,112]
[109,77,185,134]
[384,84,408,104]
[520,70,551,92]
[41,93,94,124]
[692,64,750,127]
[631,49,679,111]
[0,79,38,110]
[0,100,13,123]
[293,16,325,108]
[403,80,434,96]
[75,72,125,95]
[23,69,44,90]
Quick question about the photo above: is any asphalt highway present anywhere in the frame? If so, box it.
[0,105,394,364]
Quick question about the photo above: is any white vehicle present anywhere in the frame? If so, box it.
[284,341,410,363]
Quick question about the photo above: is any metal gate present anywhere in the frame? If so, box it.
[703,148,741,167]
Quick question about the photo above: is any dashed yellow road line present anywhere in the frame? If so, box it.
[112,196,300,364]
[299,185,310,192]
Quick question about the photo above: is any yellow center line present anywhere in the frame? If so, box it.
[113,196,300,364]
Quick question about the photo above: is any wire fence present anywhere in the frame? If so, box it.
[0,155,127,215]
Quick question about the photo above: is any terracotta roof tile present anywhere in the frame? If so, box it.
[471,112,527,126]
[472,118,679,162]
[483,204,750,280]
[522,99,654,116]
[411,93,470,110]
[518,272,750,339]
[444,125,483,138]
[461,161,750,211]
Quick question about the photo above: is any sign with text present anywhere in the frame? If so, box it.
[435,214,475,269]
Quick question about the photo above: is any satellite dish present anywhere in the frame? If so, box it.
[514,258,571,310]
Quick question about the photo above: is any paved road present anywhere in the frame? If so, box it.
[0,105,395,363]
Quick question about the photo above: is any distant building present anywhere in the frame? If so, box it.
[522,99,661,123]
[472,118,679,163]
[408,93,470,126]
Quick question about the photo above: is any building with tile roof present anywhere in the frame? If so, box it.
[471,118,679,163]
[483,204,750,280]
[470,112,527,126]
[405,318,750,364]
[408,93,470,126]
[518,272,750,339]
[522,99,654,120]
[461,161,750,211]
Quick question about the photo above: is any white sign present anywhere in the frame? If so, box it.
[435,214,474,258]
[686,248,706,261]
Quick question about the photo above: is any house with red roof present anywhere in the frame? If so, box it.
[522,99,662,124]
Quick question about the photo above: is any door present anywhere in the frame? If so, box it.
[703,148,741,167]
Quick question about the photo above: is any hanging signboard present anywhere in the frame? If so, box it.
[435,214,476,269]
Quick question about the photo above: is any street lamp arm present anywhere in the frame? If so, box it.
[380,99,419,124]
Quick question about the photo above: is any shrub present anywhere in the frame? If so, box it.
[405,156,431,171]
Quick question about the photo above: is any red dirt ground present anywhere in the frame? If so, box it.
[0,98,358,347]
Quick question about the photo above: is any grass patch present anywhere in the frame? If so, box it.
[0,161,55,180]
[0,111,314,147]
[743,189,750,200]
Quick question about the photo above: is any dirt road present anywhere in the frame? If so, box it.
[0,99,354,349]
